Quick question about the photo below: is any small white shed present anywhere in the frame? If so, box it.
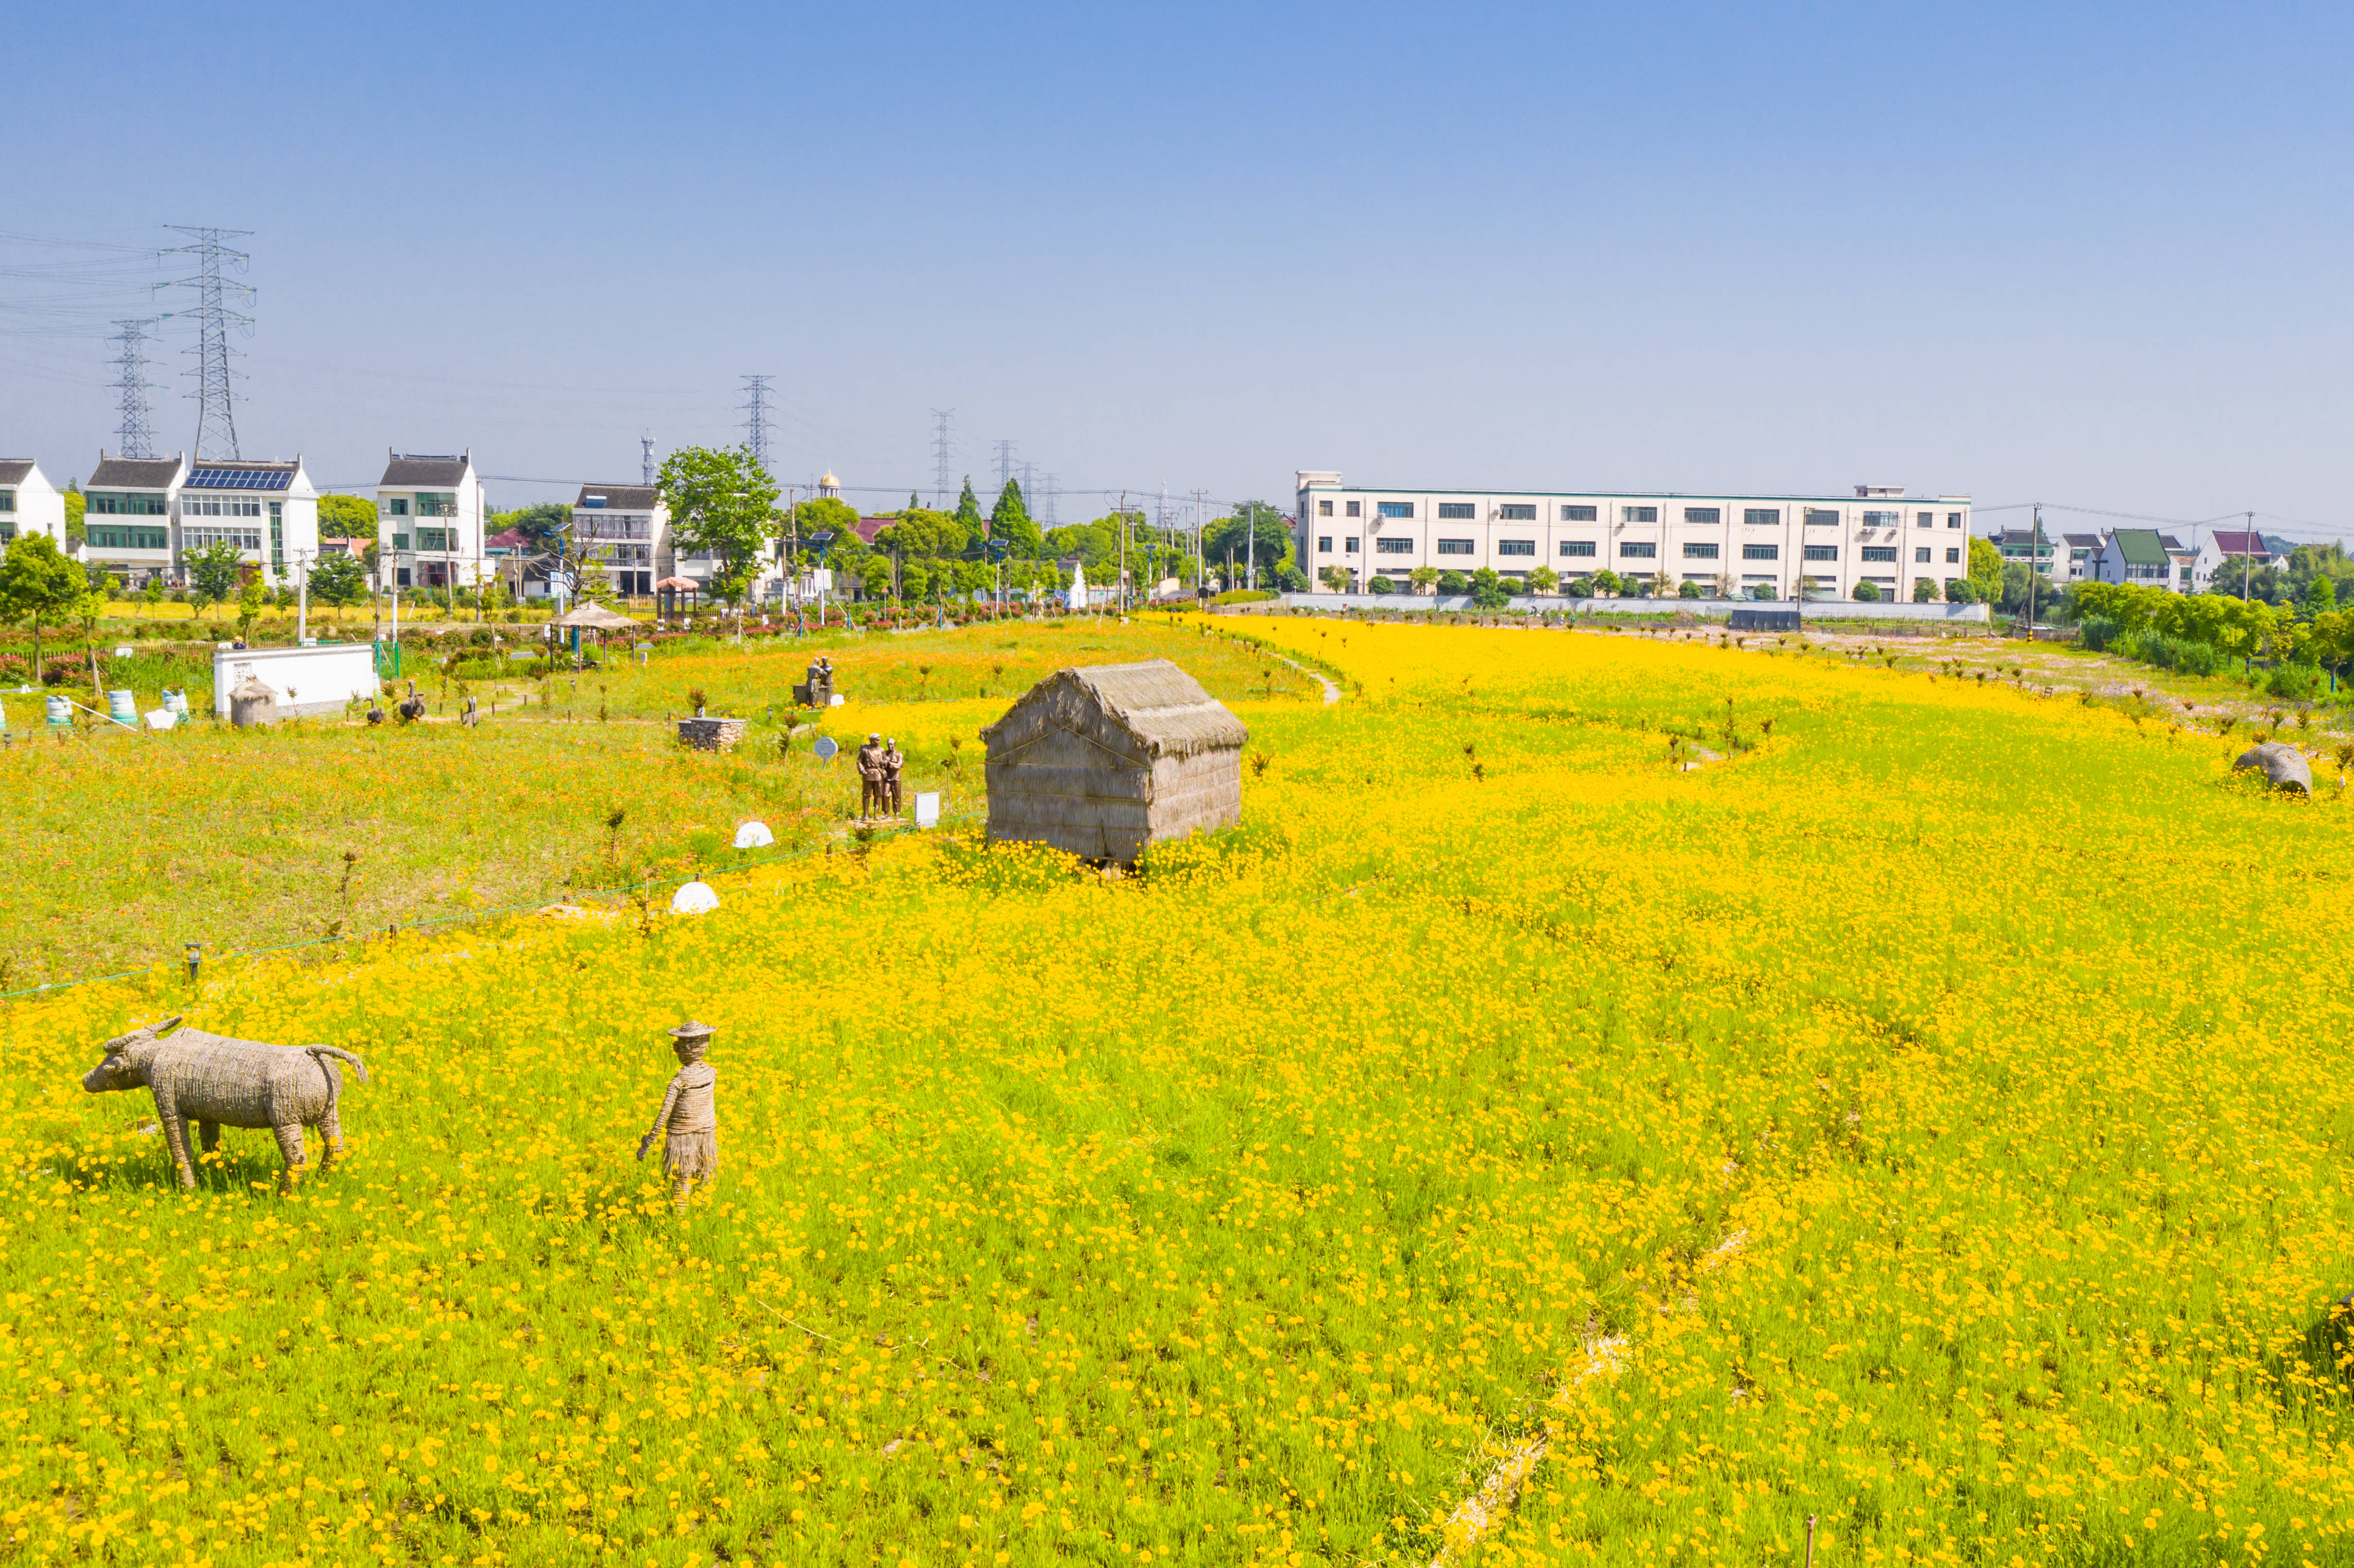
[211,643,379,721]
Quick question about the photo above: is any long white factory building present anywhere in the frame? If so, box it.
[1294,472,1974,600]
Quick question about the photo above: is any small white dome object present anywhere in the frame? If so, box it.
[670,880,721,915]
[733,820,774,849]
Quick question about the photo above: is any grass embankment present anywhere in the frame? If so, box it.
[1,621,2348,1565]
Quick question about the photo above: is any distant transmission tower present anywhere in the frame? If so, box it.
[106,319,160,459]
[930,410,955,508]
[1040,472,1060,527]
[993,439,1017,488]
[641,433,656,486]
[158,226,255,459]
[739,377,776,473]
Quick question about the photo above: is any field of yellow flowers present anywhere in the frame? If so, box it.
[3,616,2349,1567]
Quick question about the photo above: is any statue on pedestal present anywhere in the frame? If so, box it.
[636,1020,719,1215]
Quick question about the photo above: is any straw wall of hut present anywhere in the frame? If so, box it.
[980,659,1247,863]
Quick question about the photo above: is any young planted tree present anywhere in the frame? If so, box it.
[988,481,1041,554]
[309,551,368,612]
[180,541,246,619]
[0,534,92,676]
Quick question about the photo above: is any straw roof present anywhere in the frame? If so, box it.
[549,600,639,631]
[984,659,1247,762]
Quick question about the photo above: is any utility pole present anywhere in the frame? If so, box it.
[2026,503,2040,633]
[2244,511,2255,601]
[106,319,160,459]
[157,227,255,460]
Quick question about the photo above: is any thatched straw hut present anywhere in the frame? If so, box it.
[980,659,1247,863]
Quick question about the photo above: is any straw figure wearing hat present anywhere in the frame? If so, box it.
[636,1021,720,1214]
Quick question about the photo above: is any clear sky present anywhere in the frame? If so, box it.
[5,1,2350,540]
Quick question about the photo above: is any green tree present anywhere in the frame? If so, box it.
[62,483,85,544]
[1590,568,1620,596]
[873,508,966,560]
[309,550,368,608]
[953,478,985,540]
[1967,536,2003,598]
[1409,565,1440,595]
[988,481,1041,553]
[179,541,246,619]
[236,579,268,640]
[1469,568,1510,609]
[2301,572,2337,618]
[1525,565,1559,596]
[494,502,572,551]
[1205,503,1290,581]
[318,493,379,541]
[656,445,780,607]
[1854,580,1881,603]
[0,534,87,677]
[1913,577,1937,602]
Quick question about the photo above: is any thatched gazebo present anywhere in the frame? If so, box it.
[980,659,1247,863]
[550,599,639,663]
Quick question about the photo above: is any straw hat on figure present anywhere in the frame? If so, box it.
[637,1020,719,1214]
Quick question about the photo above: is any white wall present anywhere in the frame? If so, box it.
[211,642,378,719]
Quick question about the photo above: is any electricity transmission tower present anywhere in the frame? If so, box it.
[994,439,1017,488]
[739,377,776,473]
[1040,472,1060,527]
[158,227,255,460]
[641,434,657,486]
[106,319,160,459]
[930,410,955,508]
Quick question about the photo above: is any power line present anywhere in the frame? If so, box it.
[739,376,776,474]
[157,226,254,459]
[106,318,159,459]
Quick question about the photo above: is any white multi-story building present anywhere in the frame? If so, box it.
[572,482,667,596]
[1293,473,1974,600]
[0,460,67,546]
[178,458,320,588]
[82,452,185,584]
[376,450,488,591]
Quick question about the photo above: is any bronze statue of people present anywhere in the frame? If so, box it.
[855,731,886,817]
[636,1020,719,1215]
[882,737,906,816]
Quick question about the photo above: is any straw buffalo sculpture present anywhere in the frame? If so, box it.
[81,1016,370,1192]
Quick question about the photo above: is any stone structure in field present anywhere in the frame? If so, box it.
[2234,741,2313,795]
[80,1015,370,1192]
[676,715,749,752]
[980,658,1248,864]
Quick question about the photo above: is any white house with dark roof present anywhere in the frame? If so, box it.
[2058,532,2101,584]
[179,457,320,588]
[376,449,488,591]
[2195,530,2290,593]
[570,482,668,598]
[0,459,66,546]
[82,452,185,584]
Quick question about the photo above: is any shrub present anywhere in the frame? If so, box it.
[1749,583,1776,600]
[1437,571,1469,594]
[2078,615,2125,652]
[1945,577,1979,604]
[1913,578,1937,602]
[1854,581,1882,602]
[1566,575,1594,598]
[1679,581,1702,599]
[1368,576,1396,594]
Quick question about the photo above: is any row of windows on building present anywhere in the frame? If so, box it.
[1314,499,1967,528]
[1316,535,1970,565]
[390,529,459,552]
[384,493,460,518]
[181,498,263,518]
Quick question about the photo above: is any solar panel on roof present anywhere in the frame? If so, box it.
[188,467,293,490]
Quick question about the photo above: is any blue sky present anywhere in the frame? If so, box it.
[5,1,2350,539]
